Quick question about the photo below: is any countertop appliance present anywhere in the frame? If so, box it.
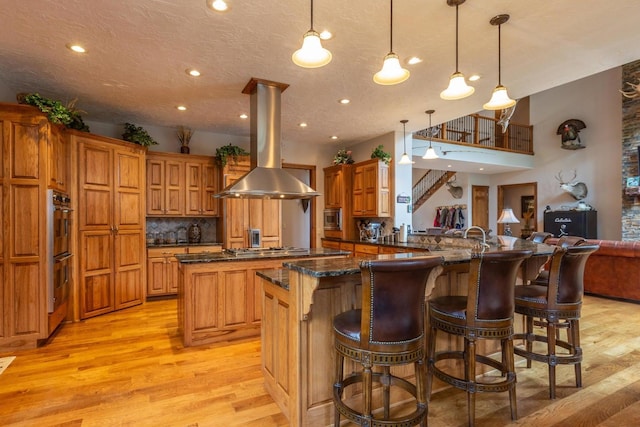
[323,208,342,231]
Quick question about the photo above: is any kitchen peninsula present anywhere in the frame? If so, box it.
[175,248,348,346]
[259,236,555,426]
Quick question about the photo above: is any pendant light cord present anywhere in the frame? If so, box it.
[389,0,394,53]
[497,23,502,85]
[310,0,314,30]
[455,4,459,72]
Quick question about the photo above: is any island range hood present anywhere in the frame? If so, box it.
[214,78,320,199]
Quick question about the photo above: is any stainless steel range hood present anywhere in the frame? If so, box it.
[214,78,320,199]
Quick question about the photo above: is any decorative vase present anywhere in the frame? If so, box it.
[180,145,190,154]
[188,223,201,243]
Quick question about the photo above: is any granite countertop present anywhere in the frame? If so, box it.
[175,248,349,264]
[147,241,223,249]
[287,237,555,278]
[256,269,289,290]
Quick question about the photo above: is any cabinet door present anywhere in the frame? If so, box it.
[78,141,113,230]
[221,269,249,328]
[114,230,144,309]
[352,166,365,216]
[114,147,144,230]
[165,160,185,216]
[201,160,218,216]
[185,162,203,215]
[324,168,342,208]
[79,230,115,319]
[147,257,166,296]
[48,125,68,193]
[146,158,164,215]
[378,163,391,217]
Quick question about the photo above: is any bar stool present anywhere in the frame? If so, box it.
[513,244,599,399]
[520,232,554,285]
[527,231,553,243]
[333,256,444,427]
[426,250,532,427]
[529,236,587,286]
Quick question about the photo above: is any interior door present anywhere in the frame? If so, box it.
[472,185,489,230]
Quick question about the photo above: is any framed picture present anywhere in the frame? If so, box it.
[521,195,535,218]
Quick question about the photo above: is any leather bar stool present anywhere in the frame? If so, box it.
[333,256,444,427]
[426,250,532,427]
[513,244,599,399]
[529,235,587,286]
[520,232,554,285]
[527,231,553,243]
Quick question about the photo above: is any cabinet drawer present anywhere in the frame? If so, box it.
[339,242,355,252]
[354,244,378,255]
[322,240,341,250]
[187,245,222,254]
[148,247,187,257]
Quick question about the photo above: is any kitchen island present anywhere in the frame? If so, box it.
[259,236,555,426]
[175,248,348,347]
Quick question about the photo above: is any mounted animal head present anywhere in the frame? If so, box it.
[445,176,463,199]
[621,73,640,99]
[555,170,588,200]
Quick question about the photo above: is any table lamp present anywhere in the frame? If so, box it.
[497,208,520,236]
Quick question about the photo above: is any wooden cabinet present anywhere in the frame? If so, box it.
[323,164,354,240]
[353,243,379,258]
[0,105,49,351]
[321,239,340,250]
[147,245,222,297]
[146,152,218,217]
[352,159,391,218]
[48,125,68,193]
[218,156,281,248]
[75,132,146,319]
[186,157,219,216]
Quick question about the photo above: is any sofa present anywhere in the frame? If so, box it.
[547,238,640,303]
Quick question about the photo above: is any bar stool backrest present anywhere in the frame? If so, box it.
[359,257,443,350]
[527,232,553,243]
[469,250,533,324]
[557,235,587,248]
[547,245,599,307]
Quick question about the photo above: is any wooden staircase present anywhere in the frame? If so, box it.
[412,170,456,212]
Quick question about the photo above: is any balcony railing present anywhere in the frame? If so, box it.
[413,113,533,155]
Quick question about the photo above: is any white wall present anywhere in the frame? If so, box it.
[491,67,623,240]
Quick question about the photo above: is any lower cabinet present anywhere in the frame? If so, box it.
[147,245,222,297]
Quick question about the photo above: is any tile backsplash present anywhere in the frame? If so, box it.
[146,217,218,244]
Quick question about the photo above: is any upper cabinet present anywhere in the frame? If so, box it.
[145,152,219,217]
[352,159,390,217]
[47,125,68,193]
[324,164,352,209]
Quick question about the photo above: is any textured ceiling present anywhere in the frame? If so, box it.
[1,0,640,150]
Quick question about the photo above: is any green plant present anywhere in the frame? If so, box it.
[122,122,158,146]
[19,93,90,132]
[333,149,354,165]
[371,145,391,165]
[215,144,248,166]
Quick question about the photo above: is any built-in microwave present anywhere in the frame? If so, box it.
[323,208,342,231]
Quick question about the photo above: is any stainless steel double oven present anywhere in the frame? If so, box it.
[47,190,72,313]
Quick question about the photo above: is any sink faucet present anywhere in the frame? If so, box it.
[464,226,488,249]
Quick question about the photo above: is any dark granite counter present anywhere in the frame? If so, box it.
[147,241,223,249]
[288,237,555,278]
[256,269,289,290]
[175,248,349,263]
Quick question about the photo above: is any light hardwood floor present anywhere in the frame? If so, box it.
[1,295,639,427]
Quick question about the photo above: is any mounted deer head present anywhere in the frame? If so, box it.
[555,170,588,200]
[445,176,463,199]
[621,73,640,99]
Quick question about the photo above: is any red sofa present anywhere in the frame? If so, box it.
[547,238,640,303]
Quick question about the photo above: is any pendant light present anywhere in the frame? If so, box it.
[440,0,474,100]
[422,109,439,159]
[374,0,410,85]
[398,119,414,164]
[292,0,332,68]
[483,14,516,110]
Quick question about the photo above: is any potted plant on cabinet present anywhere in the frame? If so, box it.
[177,126,193,153]
[371,145,391,165]
[215,144,248,167]
[122,122,158,146]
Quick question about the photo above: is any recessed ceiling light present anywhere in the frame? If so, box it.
[468,74,481,82]
[177,105,187,111]
[407,56,423,65]
[239,113,248,119]
[186,69,201,77]
[330,135,338,140]
[319,30,333,40]
[479,167,484,171]
[207,0,229,12]
[299,122,308,127]
[338,98,350,105]
[66,44,86,53]
[447,165,452,168]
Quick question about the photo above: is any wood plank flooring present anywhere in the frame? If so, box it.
[1,295,639,426]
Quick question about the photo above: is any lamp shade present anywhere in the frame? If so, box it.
[374,53,410,85]
[398,152,414,164]
[422,146,439,159]
[497,208,520,224]
[483,85,516,110]
[292,30,332,68]
[440,72,475,100]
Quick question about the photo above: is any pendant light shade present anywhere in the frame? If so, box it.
[422,109,439,159]
[398,119,414,164]
[292,0,332,68]
[440,0,474,100]
[374,0,410,85]
[483,14,516,110]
